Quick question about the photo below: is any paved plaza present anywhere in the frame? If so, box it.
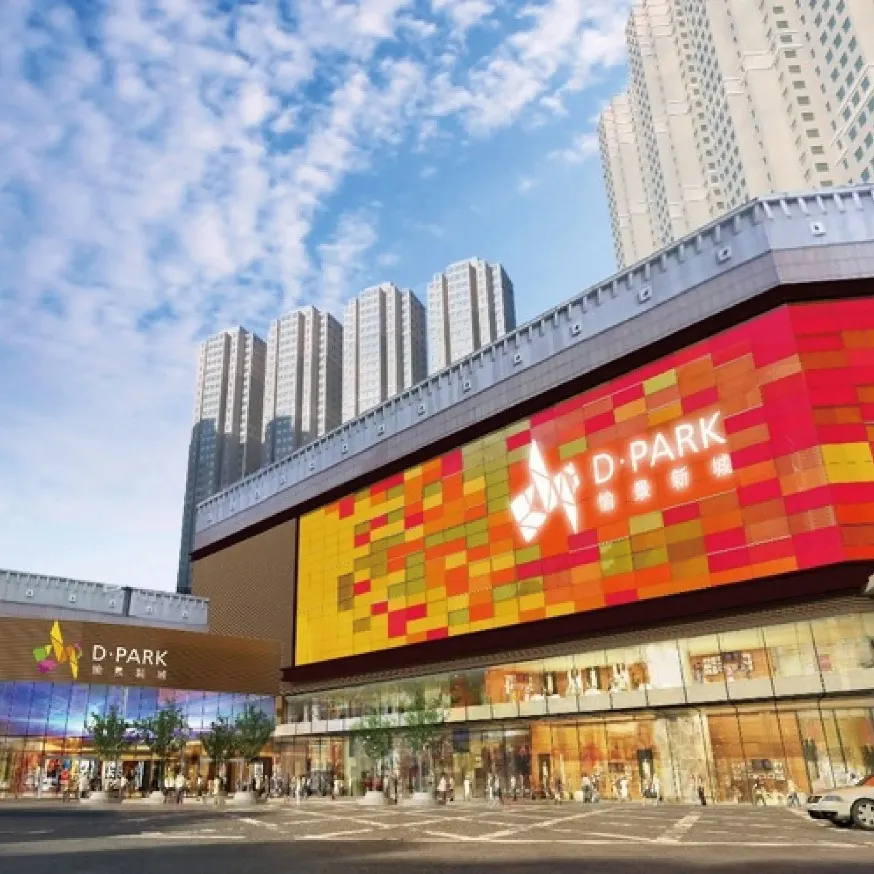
[0,799,872,873]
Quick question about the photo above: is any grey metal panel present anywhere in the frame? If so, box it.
[127,587,209,628]
[0,601,207,630]
[0,568,209,630]
[193,185,874,550]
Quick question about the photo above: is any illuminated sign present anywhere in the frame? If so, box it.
[511,412,730,543]
[296,300,874,667]
[511,440,581,543]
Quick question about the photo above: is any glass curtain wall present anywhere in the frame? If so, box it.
[0,681,273,797]
[285,613,874,727]
[279,611,874,803]
[275,703,874,803]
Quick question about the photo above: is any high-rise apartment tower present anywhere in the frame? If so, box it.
[600,0,862,268]
[177,328,266,592]
[427,258,516,373]
[262,306,342,465]
[342,283,427,422]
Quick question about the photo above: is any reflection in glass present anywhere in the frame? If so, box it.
[764,623,818,678]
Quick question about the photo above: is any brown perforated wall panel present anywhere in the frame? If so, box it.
[0,618,279,695]
[192,518,297,666]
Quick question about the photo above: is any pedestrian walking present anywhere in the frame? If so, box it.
[174,770,186,804]
[618,775,629,802]
[463,775,471,802]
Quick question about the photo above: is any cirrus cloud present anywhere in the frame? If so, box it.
[0,0,629,591]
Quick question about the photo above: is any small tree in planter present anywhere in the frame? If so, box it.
[134,700,188,796]
[355,713,394,795]
[234,703,275,798]
[87,706,131,798]
[401,690,446,796]
[201,716,237,796]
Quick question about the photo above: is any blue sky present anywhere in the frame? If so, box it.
[0,0,630,592]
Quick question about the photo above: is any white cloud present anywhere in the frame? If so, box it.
[431,0,496,35]
[518,175,541,193]
[317,211,380,313]
[420,165,437,179]
[376,251,401,268]
[430,0,629,135]
[0,0,628,592]
[549,131,600,163]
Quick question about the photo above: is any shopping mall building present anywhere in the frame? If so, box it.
[0,570,279,796]
[191,187,874,804]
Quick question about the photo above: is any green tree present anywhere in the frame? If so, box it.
[133,700,188,792]
[87,705,131,795]
[354,713,394,790]
[201,716,237,793]
[401,690,446,792]
[234,703,275,790]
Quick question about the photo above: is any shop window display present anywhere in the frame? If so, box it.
[605,646,649,709]
[833,707,874,782]
[717,629,774,701]
[642,641,686,706]
[812,616,874,693]
[764,623,822,696]
[679,634,728,704]
[543,656,580,715]
[285,614,874,735]
[576,649,612,713]
[274,704,874,804]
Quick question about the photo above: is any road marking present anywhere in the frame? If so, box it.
[114,831,246,841]
[0,830,53,836]
[477,805,614,840]
[655,813,700,844]
[298,828,375,840]
[419,830,480,842]
[238,817,278,829]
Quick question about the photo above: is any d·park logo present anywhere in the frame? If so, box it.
[510,411,732,544]
[32,621,170,683]
[33,620,82,680]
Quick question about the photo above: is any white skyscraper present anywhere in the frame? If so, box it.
[262,306,342,465]
[177,328,266,592]
[798,0,874,184]
[599,93,657,269]
[600,0,854,268]
[342,283,427,422]
[427,258,516,373]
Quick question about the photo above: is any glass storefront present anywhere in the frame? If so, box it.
[276,703,874,803]
[279,610,874,802]
[0,681,273,797]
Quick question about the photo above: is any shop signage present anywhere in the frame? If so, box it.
[511,411,731,544]
[3,617,280,695]
[91,645,169,668]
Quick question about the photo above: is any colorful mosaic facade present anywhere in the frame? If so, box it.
[296,300,874,666]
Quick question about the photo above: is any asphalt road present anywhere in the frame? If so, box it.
[0,799,872,873]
